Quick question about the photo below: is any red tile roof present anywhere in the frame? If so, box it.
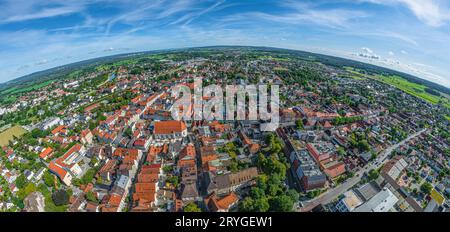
[39,147,53,159]
[154,120,186,135]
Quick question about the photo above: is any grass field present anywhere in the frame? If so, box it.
[375,74,450,108]
[0,125,27,146]
[343,67,450,109]
[0,80,53,96]
[258,56,290,61]
[344,67,366,80]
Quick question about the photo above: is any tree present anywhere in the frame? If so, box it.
[270,195,294,212]
[286,189,299,202]
[229,161,239,173]
[337,147,346,156]
[15,174,27,189]
[86,191,98,203]
[184,202,201,212]
[295,119,304,130]
[43,171,54,187]
[252,198,270,212]
[17,183,37,200]
[239,197,255,212]
[368,169,379,180]
[52,190,69,206]
[80,169,96,185]
[249,187,266,199]
[420,182,433,195]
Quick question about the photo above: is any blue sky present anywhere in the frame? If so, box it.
[1,0,450,87]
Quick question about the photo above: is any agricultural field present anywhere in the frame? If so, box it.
[344,67,450,108]
[0,125,27,146]
[0,80,53,96]
[344,67,367,80]
[375,75,450,108]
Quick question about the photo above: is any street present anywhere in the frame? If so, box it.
[297,128,427,212]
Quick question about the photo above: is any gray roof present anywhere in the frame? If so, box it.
[355,181,381,201]
[354,188,398,212]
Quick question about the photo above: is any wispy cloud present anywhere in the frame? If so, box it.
[361,0,450,27]
[221,2,369,29]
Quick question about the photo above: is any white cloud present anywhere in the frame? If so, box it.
[1,6,82,23]
[361,47,373,54]
[389,51,395,56]
[362,0,450,27]
[221,2,369,29]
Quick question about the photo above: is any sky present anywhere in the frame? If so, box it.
[0,0,450,87]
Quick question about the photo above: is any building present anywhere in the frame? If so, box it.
[205,167,258,195]
[38,147,53,160]
[335,190,363,212]
[382,156,408,180]
[204,191,239,212]
[153,120,187,141]
[290,150,326,191]
[80,129,93,145]
[48,144,85,185]
[354,187,399,212]
[37,117,61,130]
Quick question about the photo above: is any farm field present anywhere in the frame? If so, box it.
[344,67,450,109]
[0,80,53,96]
[375,75,450,108]
[0,125,27,146]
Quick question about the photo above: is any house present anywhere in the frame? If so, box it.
[180,182,199,202]
[321,159,346,179]
[205,167,258,195]
[39,147,53,160]
[153,120,187,141]
[382,156,408,181]
[38,117,61,130]
[80,129,93,145]
[132,164,161,210]
[204,191,239,212]
[48,144,86,185]
[98,159,118,184]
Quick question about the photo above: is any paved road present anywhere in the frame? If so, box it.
[297,128,427,212]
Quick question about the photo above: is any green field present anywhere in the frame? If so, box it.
[344,67,366,80]
[0,80,54,96]
[258,56,290,61]
[343,67,450,109]
[375,75,450,108]
[0,125,27,146]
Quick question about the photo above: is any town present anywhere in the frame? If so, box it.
[0,47,449,212]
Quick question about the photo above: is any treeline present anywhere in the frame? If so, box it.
[332,116,364,126]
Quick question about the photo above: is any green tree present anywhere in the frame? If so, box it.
[86,191,98,203]
[15,174,27,189]
[295,119,304,130]
[420,182,433,195]
[43,171,54,187]
[286,189,299,202]
[184,202,201,212]
[368,169,379,180]
[270,195,294,212]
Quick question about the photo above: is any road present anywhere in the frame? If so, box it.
[297,128,427,212]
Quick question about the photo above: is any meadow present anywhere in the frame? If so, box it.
[0,125,27,146]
